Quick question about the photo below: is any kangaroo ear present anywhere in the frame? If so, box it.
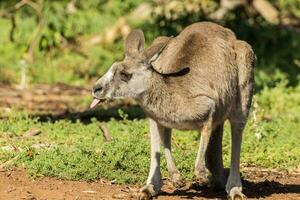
[143,36,172,63]
[125,29,145,58]
[145,36,188,75]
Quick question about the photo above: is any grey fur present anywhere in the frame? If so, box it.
[92,21,255,200]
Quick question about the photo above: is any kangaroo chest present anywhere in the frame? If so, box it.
[143,107,201,130]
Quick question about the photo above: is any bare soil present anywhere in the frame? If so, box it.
[0,84,90,115]
[0,84,138,122]
[0,168,300,200]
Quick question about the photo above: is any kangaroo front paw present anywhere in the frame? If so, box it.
[228,187,246,200]
[137,184,158,200]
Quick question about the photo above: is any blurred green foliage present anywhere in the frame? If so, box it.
[0,0,299,89]
[0,0,146,85]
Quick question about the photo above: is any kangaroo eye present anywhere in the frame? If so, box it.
[120,71,132,82]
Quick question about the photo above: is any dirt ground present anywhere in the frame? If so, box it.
[0,83,137,122]
[0,84,90,115]
[0,168,300,200]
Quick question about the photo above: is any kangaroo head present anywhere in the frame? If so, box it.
[90,30,169,108]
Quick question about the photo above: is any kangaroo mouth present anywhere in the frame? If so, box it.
[90,98,106,109]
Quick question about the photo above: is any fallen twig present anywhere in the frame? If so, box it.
[82,190,97,194]
[99,122,112,142]
[3,133,20,152]
[24,128,41,138]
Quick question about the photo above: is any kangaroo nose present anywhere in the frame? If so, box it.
[92,84,103,96]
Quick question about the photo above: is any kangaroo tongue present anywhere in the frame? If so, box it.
[90,98,101,108]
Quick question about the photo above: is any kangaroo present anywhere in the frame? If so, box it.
[91,22,255,200]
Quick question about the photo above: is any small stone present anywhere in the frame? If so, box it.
[82,190,97,194]
[112,193,129,199]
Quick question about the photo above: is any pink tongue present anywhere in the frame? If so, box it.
[90,98,101,108]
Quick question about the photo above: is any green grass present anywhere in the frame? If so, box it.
[0,84,300,184]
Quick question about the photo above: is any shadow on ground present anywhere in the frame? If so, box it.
[160,179,300,199]
[34,105,146,123]
[243,179,300,199]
